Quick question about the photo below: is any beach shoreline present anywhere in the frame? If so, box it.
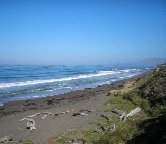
[0,72,150,143]
[0,75,141,117]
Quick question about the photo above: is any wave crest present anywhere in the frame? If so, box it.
[0,69,139,89]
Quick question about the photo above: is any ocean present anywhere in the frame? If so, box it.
[0,65,150,104]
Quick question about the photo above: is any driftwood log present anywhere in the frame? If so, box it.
[41,114,48,120]
[27,119,36,130]
[97,123,115,133]
[55,111,66,116]
[19,118,36,130]
[72,112,89,116]
[0,136,13,143]
[42,112,53,115]
[112,109,126,121]
[72,109,94,117]
[26,113,41,118]
[126,107,141,117]
[80,109,94,113]
[41,112,53,120]
[112,107,141,121]
[100,112,110,120]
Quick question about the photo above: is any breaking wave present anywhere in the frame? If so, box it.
[0,69,137,89]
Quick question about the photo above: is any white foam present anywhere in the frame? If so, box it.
[127,74,136,78]
[0,69,139,89]
[97,70,121,74]
[119,76,124,79]
[120,69,139,73]
[32,95,40,98]
[0,103,3,107]
[98,81,110,85]
[46,86,72,92]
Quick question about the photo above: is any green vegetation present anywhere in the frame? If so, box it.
[48,136,72,144]
[139,64,166,106]
[20,140,33,144]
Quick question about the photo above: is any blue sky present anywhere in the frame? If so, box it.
[0,0,166,65]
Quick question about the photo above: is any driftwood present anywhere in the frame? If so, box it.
[72,112,88,116]
[119,113,127,121]
[26,113,41,118]
[54,109,73,116]
[59,112,66,114]
[80,112,89,116]
[27,119,36,130]
[112,109,126,121]
[19,118,36,131]
[19,117,31,122]
[42,112,53,115]
[80,109,94,113]
[24,112,53,120]
[22,111,54,120]
[41,114,48,120]
[41,112,53,120]
[55,111,66,116]
[97,123,115,133]
[72,113,80,116]
[112,109,125,116]
[100,112,110,120]
[0,136,13,143]
[112,107,141,121]
[65,110,70,113]
[126,107,141,117]
[72,109,94,117]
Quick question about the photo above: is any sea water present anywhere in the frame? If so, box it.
[0,65,150,103]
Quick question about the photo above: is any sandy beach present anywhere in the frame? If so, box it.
[0,79,127,144]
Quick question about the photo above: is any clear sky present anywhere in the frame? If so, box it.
[0,0,166,65]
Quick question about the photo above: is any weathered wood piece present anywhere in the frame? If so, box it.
[42,112,53,115]
[54,111,66,116]
[26,113,41,118]
[65,110,70,113]
[80,112,89,116]
[126,107,141,117]
[112,107,141,121]
[26,118,36,130]
[97,123,116,133]
[72,113,80,116]
[80,109,94,113]
[119,113,127,121]
[19,117,31,122]
[72,109,94,117]
[41,112,53,119]
[100,112,110,120]
[0,136,13,143]
[41,114,48,120]
[112,109,126,121]
[112,109,125,116]
[19,118,36,130]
